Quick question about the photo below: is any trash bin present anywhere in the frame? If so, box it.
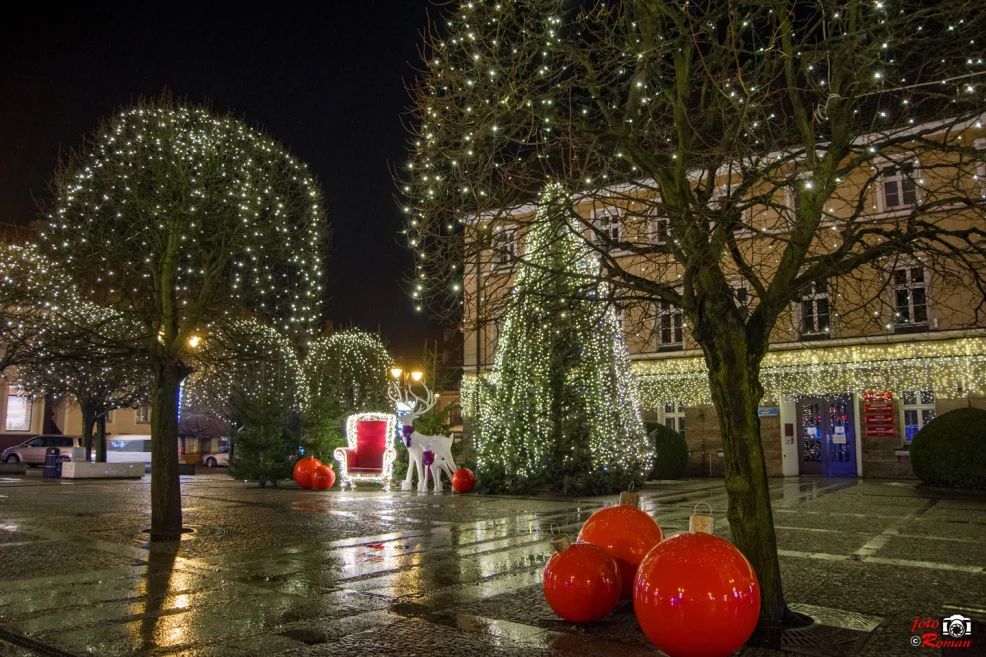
[42,447,62,480]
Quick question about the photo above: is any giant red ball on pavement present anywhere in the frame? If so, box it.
[543,542,621,623]
[451,468,476,493]
[311,464,335,490]
[578,504,663,597]
[634,532,761,657]
[292,457,321,489]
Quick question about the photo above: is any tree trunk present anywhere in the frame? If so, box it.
[82,407,96,463]
[149,360,186,541]
[701,328,794,628]
[95,415,107,463]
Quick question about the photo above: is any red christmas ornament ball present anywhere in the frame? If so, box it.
[292,457,321,489]
[451,468,476,493]
[578,504,663,597]
[542,540,621,623]
[634,532,761,657]
[311,464,335,490]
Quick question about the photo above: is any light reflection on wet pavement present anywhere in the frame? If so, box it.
[0,474,983,656]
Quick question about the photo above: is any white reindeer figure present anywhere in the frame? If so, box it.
[388,380,457,492]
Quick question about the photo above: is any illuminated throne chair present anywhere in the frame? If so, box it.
[334,413,398,490]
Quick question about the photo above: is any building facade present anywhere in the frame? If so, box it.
[460,126,986,479]
[0,379,226,458]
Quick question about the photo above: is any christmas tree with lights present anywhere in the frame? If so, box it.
[478,185,651,494]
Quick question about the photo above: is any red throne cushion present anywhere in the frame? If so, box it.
[354,420,388,471]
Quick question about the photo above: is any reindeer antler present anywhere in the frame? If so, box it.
[389,378,437,424]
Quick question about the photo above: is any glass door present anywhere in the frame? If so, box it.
[825,396,856,476]
[796,399,825,475]
[796,395,856,476]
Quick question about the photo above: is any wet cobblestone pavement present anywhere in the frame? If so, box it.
[0,473,983,656]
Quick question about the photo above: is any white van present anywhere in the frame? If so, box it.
[106,435,153,469]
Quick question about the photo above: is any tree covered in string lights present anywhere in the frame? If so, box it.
[0,243,77,376]
[16,305,153,462]
[478,185,650,495]
[44,96,327,539]
[183,320,306,484]
[402,0,986,626]
[302,329,394,460]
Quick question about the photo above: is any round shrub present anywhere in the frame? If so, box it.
[649,423,689,480]
[910,407,986,490]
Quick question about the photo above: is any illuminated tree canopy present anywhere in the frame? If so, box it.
[44,97,328,539]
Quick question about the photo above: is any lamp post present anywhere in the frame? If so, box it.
[390,367,424,384]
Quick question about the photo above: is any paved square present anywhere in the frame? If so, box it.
[0,473,983,656]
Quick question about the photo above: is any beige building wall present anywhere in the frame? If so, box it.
[461,124,986,479]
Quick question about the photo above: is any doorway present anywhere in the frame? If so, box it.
[796,395,856,476]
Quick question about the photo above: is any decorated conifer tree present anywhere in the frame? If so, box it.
[183,320,306,485]
[478,185,651,494]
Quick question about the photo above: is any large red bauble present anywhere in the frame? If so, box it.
[542,542,621,623]
[311,464,335,490]
[578,505,663,597]
[451,468,476,493]
[292,457,321,489]
[634,532,760,657]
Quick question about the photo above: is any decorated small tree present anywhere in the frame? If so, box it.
[183,321,305,485]
[17,305,153,462]
[0,243,77,376]
[478,185,651,494]
[302,329,393,460]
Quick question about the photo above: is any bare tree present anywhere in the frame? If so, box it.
[43,97,327,539]
[401,0,986,625]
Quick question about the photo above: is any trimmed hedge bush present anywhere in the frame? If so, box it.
[910,407,986,490]
[649,423,689,480]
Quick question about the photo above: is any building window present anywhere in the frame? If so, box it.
[879,161,918,211]
[662,401,686,440]
[591,208,622,249]
[135,405,151,424]
[104,409,114,424]
[975,139,985,196]
[799,282,831,337]
[655,300,684,349]
[893,265,929,330]
[901,391,935,443]
[734,284,753,320]
[652,214,670,245]
[489,226,515,272]
[613,305,629,338]
[787,179,813,217]
[4,390,32,432]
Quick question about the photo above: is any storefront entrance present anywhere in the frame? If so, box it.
[796,395,857,476]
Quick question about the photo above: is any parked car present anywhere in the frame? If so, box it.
[2,435,83,465]
[106,435,153,469]
[200,450,229,467]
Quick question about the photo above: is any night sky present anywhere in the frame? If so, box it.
[0,2,444,363]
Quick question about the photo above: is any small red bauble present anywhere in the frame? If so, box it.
[292,457,321,489]
[542,537,621,623]
[634,532,760,657]
[578,493,663,597]
[311,464,335,490]
[451,468,476,493]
